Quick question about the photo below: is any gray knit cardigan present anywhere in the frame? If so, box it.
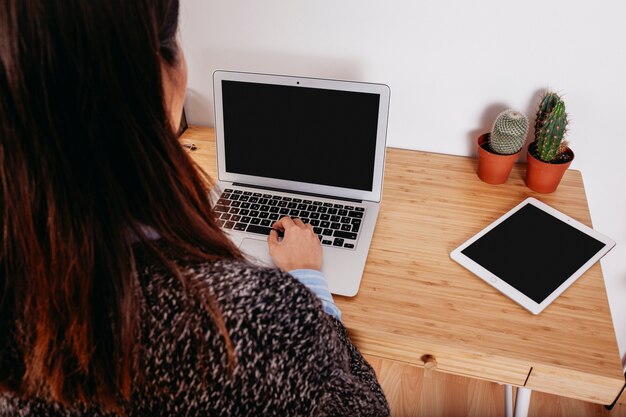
[0,250,390,416]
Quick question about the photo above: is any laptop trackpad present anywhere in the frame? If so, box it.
[239,238,275,268]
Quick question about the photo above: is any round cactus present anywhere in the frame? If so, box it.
[489,110,529,155]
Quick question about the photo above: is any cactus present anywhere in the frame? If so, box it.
[535,99,568,162]
[534,92,561,140]
[489,110,529,155]
[556,140,569,157]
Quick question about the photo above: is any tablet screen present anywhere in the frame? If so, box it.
[461,203,606,303]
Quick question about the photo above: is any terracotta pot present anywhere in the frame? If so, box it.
[476,133,521,184]
[525,143,574,193]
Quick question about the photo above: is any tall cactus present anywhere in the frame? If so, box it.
[489,110,529,155]
[534,92,560,141]
[535,100,568,162]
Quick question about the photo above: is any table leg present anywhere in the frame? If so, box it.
[504,385,532,417]
[505,384,513,417]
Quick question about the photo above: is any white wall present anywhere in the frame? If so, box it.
[180,0,626,368]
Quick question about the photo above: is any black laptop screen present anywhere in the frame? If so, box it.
[221,80,380,191]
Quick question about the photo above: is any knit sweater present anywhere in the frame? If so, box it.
[0,251,390,416]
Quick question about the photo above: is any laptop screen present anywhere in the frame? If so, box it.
[221,80,380,191]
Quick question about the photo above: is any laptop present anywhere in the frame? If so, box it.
[212,70,390,296]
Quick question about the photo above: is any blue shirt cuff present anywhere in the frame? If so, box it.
[289,269,342,321]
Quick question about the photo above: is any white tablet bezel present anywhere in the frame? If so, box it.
[450,197,615,315]
[213,70,391,203]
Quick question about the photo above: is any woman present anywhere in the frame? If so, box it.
[0,0,389,416]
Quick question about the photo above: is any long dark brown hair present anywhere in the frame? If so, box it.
[0,0,241,412]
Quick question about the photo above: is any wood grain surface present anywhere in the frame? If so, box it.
[181,126,624,405]
[367,355,626,417]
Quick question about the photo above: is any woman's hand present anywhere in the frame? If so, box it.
[268,217,322,271]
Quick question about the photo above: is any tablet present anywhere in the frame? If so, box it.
[450,197,615,315]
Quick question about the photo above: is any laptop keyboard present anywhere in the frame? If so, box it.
[214,189,365,250]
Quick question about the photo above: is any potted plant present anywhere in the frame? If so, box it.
[525,92,574,193]
[477,109,529,184]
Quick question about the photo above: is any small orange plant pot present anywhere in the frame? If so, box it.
[476,133,521,184]
[525,145,574,193]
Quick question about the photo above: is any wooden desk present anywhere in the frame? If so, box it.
[181,126,624,405]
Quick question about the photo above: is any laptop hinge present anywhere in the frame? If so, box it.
[232,182,363,203]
